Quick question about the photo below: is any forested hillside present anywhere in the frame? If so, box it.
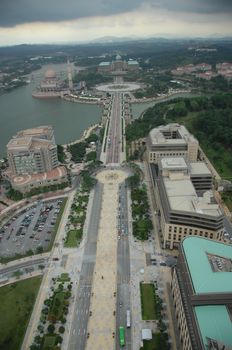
[126,93,232,177]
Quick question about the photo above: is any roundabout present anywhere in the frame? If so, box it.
[95,82,141,92]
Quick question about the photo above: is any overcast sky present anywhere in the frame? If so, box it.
[0,0,231,46]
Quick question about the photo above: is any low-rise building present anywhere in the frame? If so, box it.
[172,236,232,350]
[150,157,224,249]
[147,124,199,163]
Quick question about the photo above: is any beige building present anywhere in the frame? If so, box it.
[147,124,199,163]
[172,236,232,350]
[98,55,139,73]
[6,126,67,193]
[7,126,59,175]
[150,157,224,249]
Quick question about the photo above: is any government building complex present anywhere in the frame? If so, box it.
[98,54,139,73]
[5,126,67,193]
[147,124,224,249]
[172,236,232,350]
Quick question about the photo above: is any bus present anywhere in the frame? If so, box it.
[119,326,125,347]
[126,310,131,328]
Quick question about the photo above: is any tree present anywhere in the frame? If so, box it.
[36,246,43,254]
[47,324,55,334]
[86,133,98,143]
[59,326,65,334]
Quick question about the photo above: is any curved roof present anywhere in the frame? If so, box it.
[45,69,56,79]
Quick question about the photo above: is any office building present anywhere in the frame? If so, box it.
[172,236,232,350]
[147,124,199,163]
[7,126,59,175]
[150,157,224,249]
[98,55,139,73]
[6,126,67,193]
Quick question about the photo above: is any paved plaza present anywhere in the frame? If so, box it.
[86,169,127,350]
[95,82,141,92]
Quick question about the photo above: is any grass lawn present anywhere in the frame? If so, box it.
[64,229,83,248]
[58,273,70,282]
[140,332,169,350]
[42,334,57,349]
[140,283,157,320]
[0,276,42,350]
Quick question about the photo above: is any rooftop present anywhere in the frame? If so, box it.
[194,305,232,350]
[149,123,198,146]
[17,125,53,137]
[164,176,221,216]
[128,60,139,65]
[161,157,188,171]
[182,237,232,294]
[99,62,111,66]
[189,162,211,176]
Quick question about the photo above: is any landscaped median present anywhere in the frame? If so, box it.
[131,185,153,241]
[0,276,42,350]
[64,189,90,248]
[30,273,72,350]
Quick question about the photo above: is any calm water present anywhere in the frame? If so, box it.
[0,62,196,158]
[0,63,102,158]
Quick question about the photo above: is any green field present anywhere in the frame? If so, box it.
[0,276,42,350]
[42,334,57,349]
[58,273,70,282]
[140,283,156,320]
[64,229,83,248]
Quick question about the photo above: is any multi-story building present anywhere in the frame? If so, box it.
[98,55,139,73]
[147,124,199,163]
[7,126,59,175]
[172,236,232,350]
[150,157,224,249]
[6,126,67,193]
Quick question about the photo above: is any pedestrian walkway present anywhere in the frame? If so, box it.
[86,169,127,350]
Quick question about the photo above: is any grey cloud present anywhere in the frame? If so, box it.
[0,0,231,28]
[153,0,232,14]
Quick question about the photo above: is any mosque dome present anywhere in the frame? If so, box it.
[116,54,122,61]
[44,69,56,79]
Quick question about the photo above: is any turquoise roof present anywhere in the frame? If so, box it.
[182,237,232,294]
[194,305,232,349]
[99,62,110,66]
[128,60,139,65]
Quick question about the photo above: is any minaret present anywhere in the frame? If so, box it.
[67,58,73,91]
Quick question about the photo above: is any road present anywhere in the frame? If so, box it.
[116,182,131,350]
[68,183,103,350]
[0,257,48,276]
[106,92,122,165]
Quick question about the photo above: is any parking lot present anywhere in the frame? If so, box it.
[0,198,65,258]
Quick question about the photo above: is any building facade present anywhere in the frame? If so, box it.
[98,55,139,73]
[6,126,67,193]
[172,237,232,350]
[147,124,199,164]
[7,126,59,175]
[150,157,224,249]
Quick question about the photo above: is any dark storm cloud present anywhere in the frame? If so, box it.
[0,0,231,27]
